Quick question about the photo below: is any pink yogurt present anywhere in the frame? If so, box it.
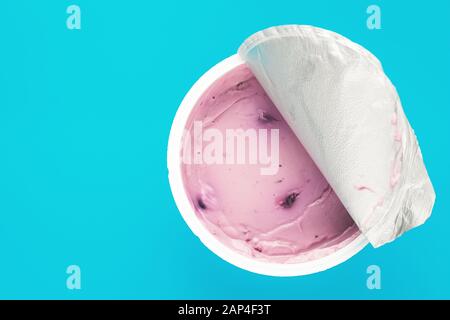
[181,64,359,263]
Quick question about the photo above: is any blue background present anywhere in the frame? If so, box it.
[0,0,449,299]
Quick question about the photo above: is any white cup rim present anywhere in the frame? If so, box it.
[167,54,369,276]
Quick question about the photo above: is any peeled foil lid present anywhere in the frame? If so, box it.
[238,25,435,248]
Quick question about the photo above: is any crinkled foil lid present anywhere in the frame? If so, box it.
[238,25,435,247]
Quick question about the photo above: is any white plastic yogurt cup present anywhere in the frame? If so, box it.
[167,54,368,276]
